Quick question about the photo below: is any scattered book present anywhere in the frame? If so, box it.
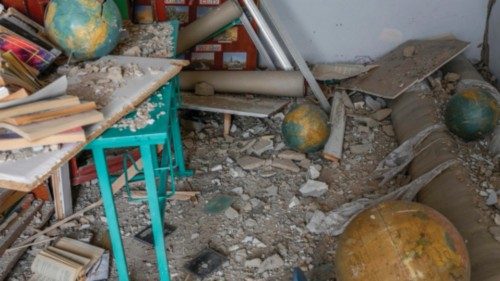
[30,238,105,281]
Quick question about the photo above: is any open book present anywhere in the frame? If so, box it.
[30,238,105,281]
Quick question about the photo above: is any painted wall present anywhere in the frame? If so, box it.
[269,0,488,63]
[489,2,500,87]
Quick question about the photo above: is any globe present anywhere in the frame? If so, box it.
[336,201,470,281]
[445,88,498,141]
[282,104,330,153]
[44,0,122,61]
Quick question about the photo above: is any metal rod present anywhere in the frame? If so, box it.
[239,13,276,70]
[241,0,293,70]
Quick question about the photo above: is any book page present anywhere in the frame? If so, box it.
[31,251,80,281]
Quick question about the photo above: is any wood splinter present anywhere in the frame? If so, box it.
[323,93,346,163]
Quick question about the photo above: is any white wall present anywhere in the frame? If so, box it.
[270,0,488,63]
[490,2,500,87]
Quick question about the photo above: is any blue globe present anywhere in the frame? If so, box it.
[44,0,122,60]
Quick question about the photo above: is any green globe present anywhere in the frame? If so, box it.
[445,88,499,141]
[282,104,331,153]
[45,0,122,61]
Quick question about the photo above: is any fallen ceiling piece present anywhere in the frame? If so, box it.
[181,92,289,118]
[312,64,378,81]
[339,39,469,99]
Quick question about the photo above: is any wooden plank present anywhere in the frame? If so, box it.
[0,56,184,192]
[0,202,54,281]
[323,94,346,163]
[129,190,199,201]
[0,110,103,141]
[4,102,96,126]
[0,128,86,151]
[338,39,469,99]
[0,191,25,216]
[0,88,28,103]
[181,92,290,118]
[0,199,42,256]
[51,163,73,220]
[223,113,231,137]
[0,95,80,120]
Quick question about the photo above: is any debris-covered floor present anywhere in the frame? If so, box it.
[7,69,500,280]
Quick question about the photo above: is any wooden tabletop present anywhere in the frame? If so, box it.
[0,56,188,192]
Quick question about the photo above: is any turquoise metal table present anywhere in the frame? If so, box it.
[85,21,191,281]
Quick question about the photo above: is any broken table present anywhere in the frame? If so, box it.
[0,56,187,219]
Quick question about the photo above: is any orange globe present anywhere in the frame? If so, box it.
[336,201,470,281]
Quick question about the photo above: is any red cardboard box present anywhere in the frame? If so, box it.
[135,0,258,70]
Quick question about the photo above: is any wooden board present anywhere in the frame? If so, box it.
[0,128,86,151]
[338,39,469,99]
[0,88,28,103]
[0,110,103,141]
[181,92,289,118]
[0,56,185,192]
[4,102,96,126]
[0,95,80,120]
[323,94,346,162]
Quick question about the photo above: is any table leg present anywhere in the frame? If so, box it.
[92,148,130,281]
[140,145,171,281]
[171,108,193,177]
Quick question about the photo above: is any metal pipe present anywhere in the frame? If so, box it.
[241,0,293,71]
[239,13,276,70]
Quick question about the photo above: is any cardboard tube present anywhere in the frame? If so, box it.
[391,82,500,281]
[179,71,305,97]
[177,0,242,54]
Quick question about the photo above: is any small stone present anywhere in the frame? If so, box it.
[370,108,392,121]
[191,233,199,240]
[271,159,300,173]
[194,82,215,96]
[489,226,500,242]
[486,189,498,206]
[382,125,395,137]
[211,165,223,172]
[445,73,461,82]
[229,167,244,178]
[403,45,416,58]
[123,46,141,56]
[308,166,320,180]
[266,185,278,197]
[235,249,247,263]
[237,156,266,170]
[231,187,244,195]
[245,258,262,268]
[365,95,383,111]
[225,207,239,219]
[252,139,274,156]
[245,219,258,228]
[300,180,328,197]
[258,254,284,273]
[350,144,372,154]
[494,214,500,226]
[289,196,300,209]
[278,150,306,161]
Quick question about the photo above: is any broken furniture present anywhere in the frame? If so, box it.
[0,54,186,226]
[86,78,191,281]
[84,22,191,281]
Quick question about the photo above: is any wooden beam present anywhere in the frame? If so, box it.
[51,163,73,220]
[223,113,232,137]
[323,93,346,163]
